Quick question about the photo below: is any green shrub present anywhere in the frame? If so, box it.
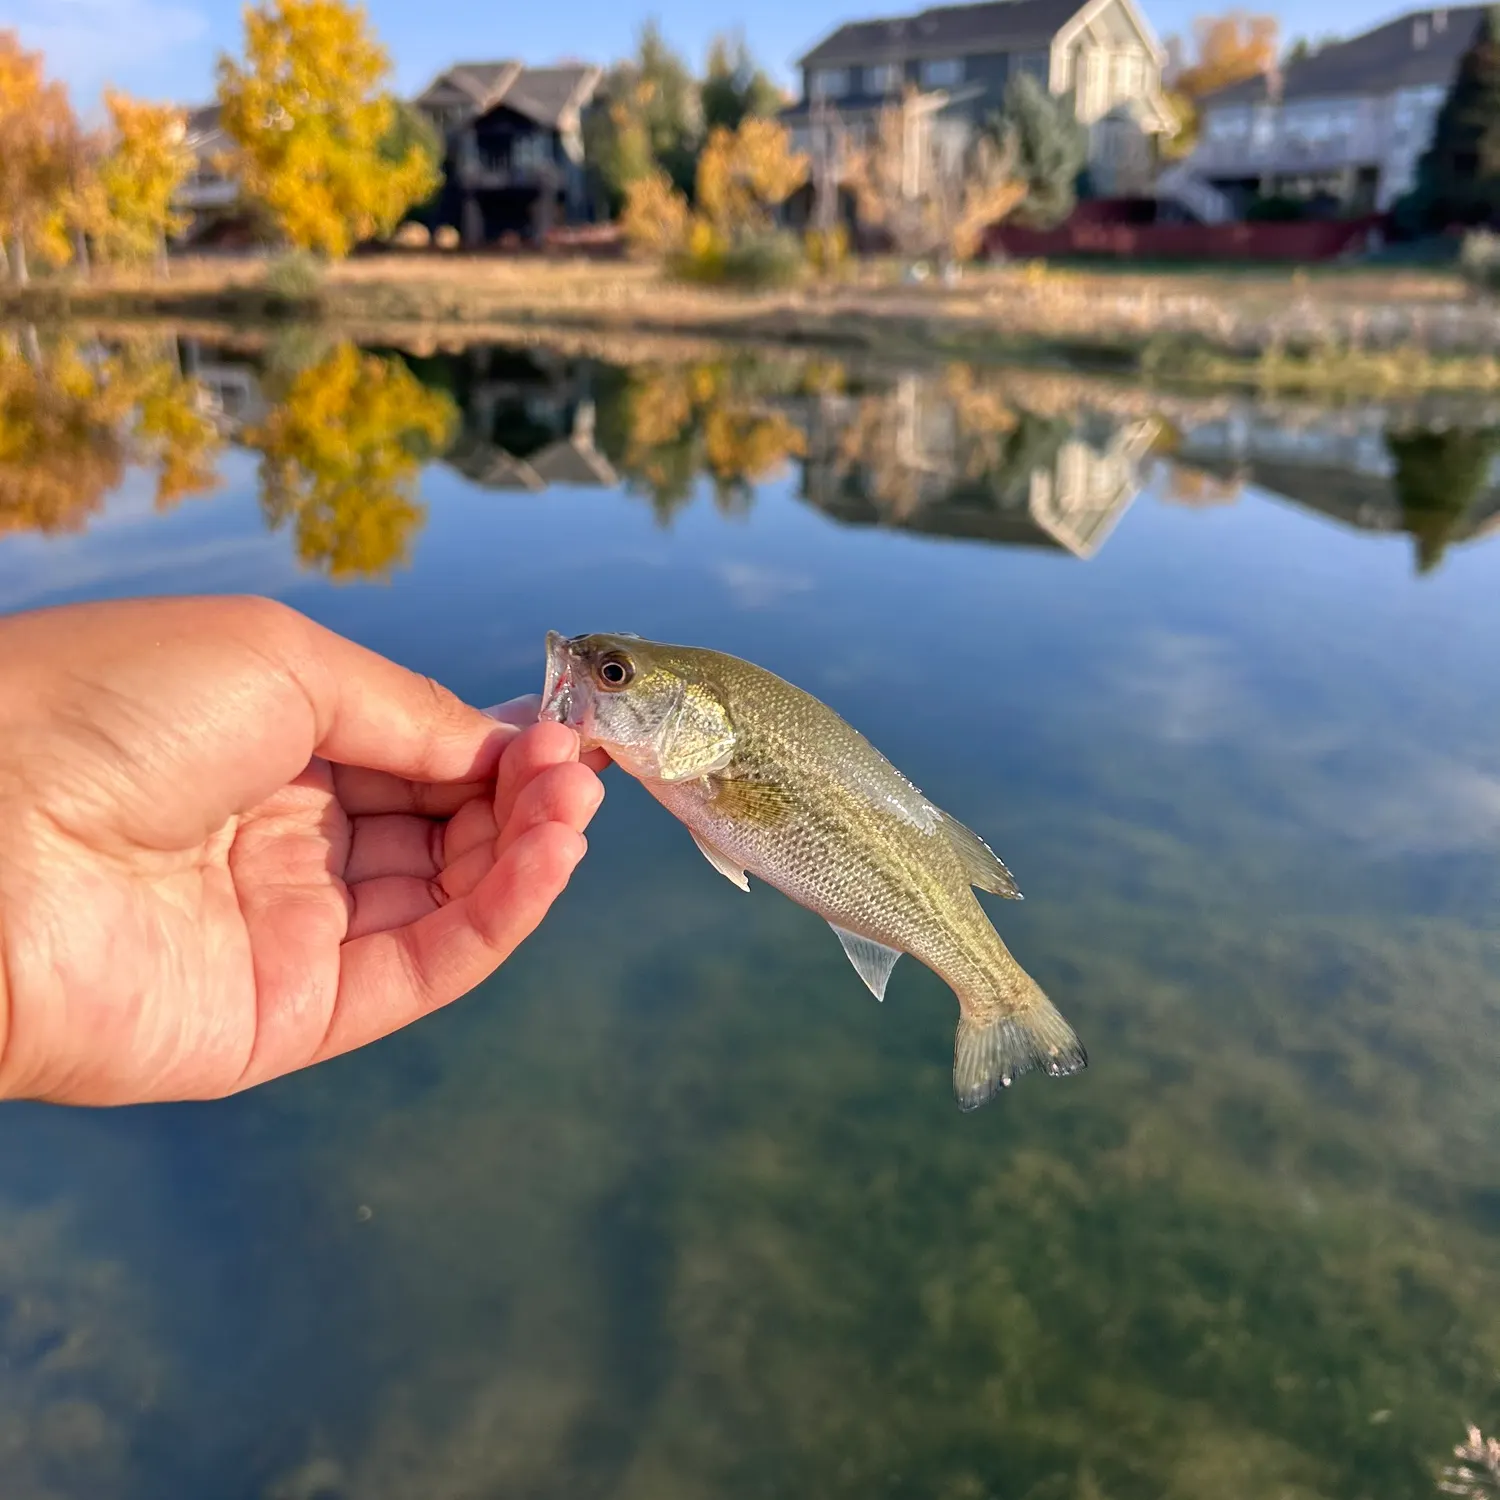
[674,229,803,289]
[1459,228,1500,293]
[263,250,325,303]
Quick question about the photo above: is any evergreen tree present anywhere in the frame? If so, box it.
[1405,6,1500,229]
[701,34,783,134]
[989,74,1088,230]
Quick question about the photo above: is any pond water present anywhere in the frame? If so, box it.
[2,329,1499,1500]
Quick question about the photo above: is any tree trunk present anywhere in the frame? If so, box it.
[157,230,170,278]
[12,234,27,287]
[21,323,41,368]
[74,230,90,279]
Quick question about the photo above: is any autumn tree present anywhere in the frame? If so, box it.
[846,91,1024,262]
[701,34,784,133]
[585,75,658,216]
[216,0,440,257]
[95,93,193,265]
[0,333,220,533]
[246,343,455,578]
[1170,11,1279,99]
[695,117,808,237]
[1404,6,1500,230]
[0,33,84,284]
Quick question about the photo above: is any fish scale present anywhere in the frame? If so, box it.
[540,631,1086,1111]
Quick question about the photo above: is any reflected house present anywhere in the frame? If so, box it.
[796,375,1154,557]
[178,341,268,434]
[435,347,618,491]
[1175,410,1500,558]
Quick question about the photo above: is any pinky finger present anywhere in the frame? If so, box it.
[316,821,586,1062]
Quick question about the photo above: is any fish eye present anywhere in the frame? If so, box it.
[596,654,634,690]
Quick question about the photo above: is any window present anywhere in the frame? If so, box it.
[1014,50,1049,83]
[865,63,902,94]
[919,57,963,88]
[811,67,850,98]
[1204,107,1249,142]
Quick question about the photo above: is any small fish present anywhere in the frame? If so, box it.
[539,632,1085,1110]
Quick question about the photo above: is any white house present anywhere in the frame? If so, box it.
[783,0,1177,200]
[1178,6,1482,220]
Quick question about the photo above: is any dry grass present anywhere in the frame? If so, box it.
[8,251,1499,393]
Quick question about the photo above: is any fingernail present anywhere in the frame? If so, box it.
[482,693,542,730]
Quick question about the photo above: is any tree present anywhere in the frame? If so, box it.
[0,32,83,284]
[991,73,1087,229]
[635,20,703,194]
[1386,423,1500,573]
[695,117,808,238]
[1404,6,1500,230]
[247,343,455,579]
[585,72,658,216]
[1169,11,1279,100]
[701,34,784,134]
[96,93,193,265]
[215,0,440,257]
[846,92,1024,262]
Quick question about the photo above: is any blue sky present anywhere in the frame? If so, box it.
[1,0,1429,111]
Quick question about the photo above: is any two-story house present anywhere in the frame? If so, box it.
[1183,6,1483,219]
[413,61,603,244]
[782,0,1175,205]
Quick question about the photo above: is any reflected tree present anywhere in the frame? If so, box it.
[1386,423,1500,574]
[0,332,220,535]
[246,343,455,580]
[600,361,805,522]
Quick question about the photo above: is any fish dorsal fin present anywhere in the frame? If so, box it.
[829,923,902,1002]
[941,813,1022,899]
[690,830,750,892]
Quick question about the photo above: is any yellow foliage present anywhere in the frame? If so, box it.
[97,92,193,263]
[246,343,454,579]
[621,170,691,257]
[0,334,221,532]
[0,32,85,280]
[216,0,439,258]
[694,118,808,237]
[804,224,849,276]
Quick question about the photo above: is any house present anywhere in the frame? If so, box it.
[1178,6,1483,220]
[171,106,240,237]
[413,61,603,244]
[782,0,1176,207]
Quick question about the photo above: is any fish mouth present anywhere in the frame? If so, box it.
[539,630,576,725]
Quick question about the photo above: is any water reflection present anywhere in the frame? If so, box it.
[2,327,1500,1500]
[8,329,1500,579]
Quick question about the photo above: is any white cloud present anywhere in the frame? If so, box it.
[713,560,813,611]
[12,0,209,107]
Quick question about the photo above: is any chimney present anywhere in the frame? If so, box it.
[1413,16,1429,47]
[1434,8,1448,31]
[1265,56,1283,102]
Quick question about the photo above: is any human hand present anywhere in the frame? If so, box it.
[0,596,606,1106]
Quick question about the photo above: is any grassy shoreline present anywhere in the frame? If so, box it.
[7,252,1500,395]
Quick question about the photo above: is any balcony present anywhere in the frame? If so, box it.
[1189,123,1382,179]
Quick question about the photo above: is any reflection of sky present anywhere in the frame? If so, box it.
[2,423,1499,1500]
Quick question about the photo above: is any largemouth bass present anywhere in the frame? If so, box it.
[539,632,1085,1110]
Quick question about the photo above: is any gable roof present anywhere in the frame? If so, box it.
[800,0,1086,67]
[416,61,601,129]
[1205,5,1484,105]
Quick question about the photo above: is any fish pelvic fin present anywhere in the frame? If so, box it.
[940,813,1022,899]
[952,989,1086,1111]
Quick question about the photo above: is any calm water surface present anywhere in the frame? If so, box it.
[2,331,1499,1500]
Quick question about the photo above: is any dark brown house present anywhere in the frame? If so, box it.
[414,61,603,244]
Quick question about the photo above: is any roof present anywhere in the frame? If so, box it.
[416,61,600,128]
[497,66,602,129]
[183,104,222,137]
[1205,5,1485,105]
[799,0,1085,67]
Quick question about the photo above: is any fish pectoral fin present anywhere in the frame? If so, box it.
[940,813,1022,899]
[690,831,750,892]
[829,923,902,1002]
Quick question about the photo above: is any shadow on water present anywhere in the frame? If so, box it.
[1,323,1499,1499]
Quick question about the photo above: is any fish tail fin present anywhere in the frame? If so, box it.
[952,980,1085,1112]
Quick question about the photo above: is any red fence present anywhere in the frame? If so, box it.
[986,214,1385,263]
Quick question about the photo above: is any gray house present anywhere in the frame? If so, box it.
[1179,6,1483,219]
[413,61,603,244]
[783,0,1175,199]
